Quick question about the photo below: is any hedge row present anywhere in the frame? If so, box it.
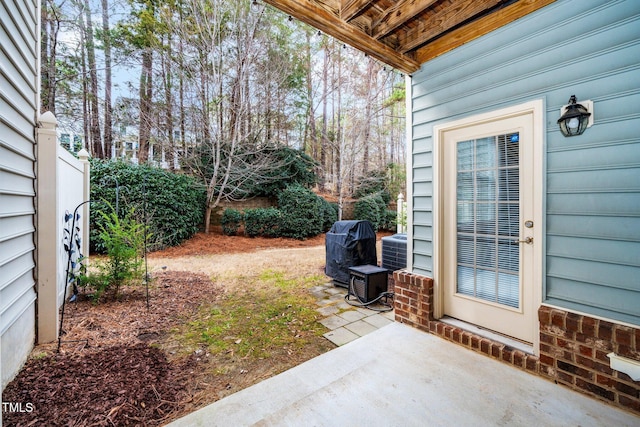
[90,160,206,252]
[221,185,338,239]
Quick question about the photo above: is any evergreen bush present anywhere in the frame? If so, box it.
[320,198,338,231]
[381,209,398,231]
[244,208,282,237]
[79,204,145,302]
[354,192,387,230]
[221,208,244,236]
[277,184,323,239]
[354,170,391,204]
[90,160,206,252]
[246,147,318,197]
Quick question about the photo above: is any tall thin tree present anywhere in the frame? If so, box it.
[101,0,113,158]
[83,0,103,157]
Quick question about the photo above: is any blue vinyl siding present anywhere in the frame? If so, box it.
[410,0,640,325]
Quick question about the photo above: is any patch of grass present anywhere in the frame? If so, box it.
[175,269,328,360]
[259,269,326,290]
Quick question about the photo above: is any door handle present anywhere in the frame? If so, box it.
[515,237,533,244]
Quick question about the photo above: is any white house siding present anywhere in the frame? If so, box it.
[409,0,640,325]
[0,0,39,387]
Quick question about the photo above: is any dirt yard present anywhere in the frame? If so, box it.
[2,228,359,426]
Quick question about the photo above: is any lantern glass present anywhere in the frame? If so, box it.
[558,96,591,137]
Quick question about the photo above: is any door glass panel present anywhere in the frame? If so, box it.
[456,133,520,308]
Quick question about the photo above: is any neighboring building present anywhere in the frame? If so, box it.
[270,0,639,415]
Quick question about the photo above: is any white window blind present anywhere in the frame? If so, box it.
[456,133,520,308]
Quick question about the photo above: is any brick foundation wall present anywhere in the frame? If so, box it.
[210,197,277,225]
[539,306,640,413]
[392,270,640,416]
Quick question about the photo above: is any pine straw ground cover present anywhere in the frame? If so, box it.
[3,230,342,426]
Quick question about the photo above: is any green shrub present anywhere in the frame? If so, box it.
[381,209,398,231]
[221,208,244,236]
[320,198,338,231]
[244,208,282,237]
[79,204,145,301]
[354,170,391,203]
[90,160,206,252]
[277,184,323,239]
[246,147,318,197]
[354,192,387,230]
[355,165,404,205]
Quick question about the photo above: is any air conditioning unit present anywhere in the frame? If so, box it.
[348,265,388,303]
[381,233,407,271]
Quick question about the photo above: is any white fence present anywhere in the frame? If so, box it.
[36,112,90,343]
[397,193,407,234]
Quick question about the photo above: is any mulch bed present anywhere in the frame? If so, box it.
[150,227,326,257]
[3,344,188,426]
[2,271,221,426]
[2,229,364,426]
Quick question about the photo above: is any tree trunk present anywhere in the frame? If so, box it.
[41,2,59,114]
[79,12,90,152]
[102,0,113,158]
[305,31,317,157]
[84,0,103,158]
[138,48,153,163]
[362,58,375,175]
[161,34,175,169]
[335,44,343,196]
[319,40,329,191]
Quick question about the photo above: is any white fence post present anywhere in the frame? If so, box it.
[36,112,59,343]
[78,148,91,261]
[35,113,90,345]
[397,193,405,234]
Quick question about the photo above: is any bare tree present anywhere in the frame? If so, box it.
[41,0,65,113]
[42,0,406,202]
[101,0,113,157]
[83,0,103,157]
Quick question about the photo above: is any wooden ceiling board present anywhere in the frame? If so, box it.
[414,0,557,63]
[372,0,439,39]
[399,0,505,54]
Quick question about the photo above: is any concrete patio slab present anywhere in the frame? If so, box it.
[167,323,639,427]
[322,327,360,346]
[337,310,365,323]
[315,305,339,316]
[344,319,377,336]
[361,313,393,328]
[319,315,349,330]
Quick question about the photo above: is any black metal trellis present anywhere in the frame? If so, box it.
[58,199,92,352]
[57,170,153,351]
[143,174,149,310]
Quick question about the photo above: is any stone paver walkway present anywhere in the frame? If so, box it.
[310,281,394,346]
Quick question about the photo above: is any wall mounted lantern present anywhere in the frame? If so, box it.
[557,95,593,137]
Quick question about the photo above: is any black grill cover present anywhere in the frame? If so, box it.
[325,220,377,284]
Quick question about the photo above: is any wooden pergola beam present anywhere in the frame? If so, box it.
[372,0,438,40]
[264,0,421,74]
[399,0,504,54]
[415,0,556,62]
[341,0,373,21]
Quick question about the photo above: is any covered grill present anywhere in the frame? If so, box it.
[325,220,377,286]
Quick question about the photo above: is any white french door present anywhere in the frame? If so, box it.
[438,104,542,344]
